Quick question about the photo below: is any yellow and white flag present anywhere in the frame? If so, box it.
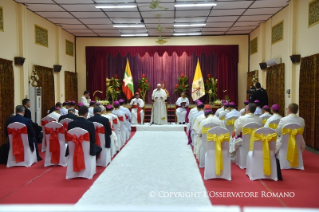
[191,60,205,101]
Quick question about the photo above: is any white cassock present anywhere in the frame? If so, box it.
[239,108,246,116]
[224,109,241,124]
[87,107,94,119]
[254,107,262,116]
[48,111,61,122]
[120,106,132,131]
[151,88,167,125]
[175,97,189,123]
[130,98,145,124]
[219,109,230,120]
[264,113,282,128]
[113,109,130,142]
[190,110,204,143]
[187,107,198,132]
[275,114,305,154]
[102,113,119,150]
[80,96,90,107]
[215,106,224,117]
[195,115,226,159]
[60,107,68,116]
[192,114,205,152]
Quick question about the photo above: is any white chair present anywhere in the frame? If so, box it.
[268,119,280,130]
[261,114,272,125]
[113,118,123,150]
[235,122,262,169]
[93,122,111,167]
[246,127,278,181]
[59,118,73,126]
[225,116,239,133]
[204,127,231,180]
[199,122,219,168]
[7,122,37,167]
[277,123,304,170]
[44,122,67,167]
[41,116,56,152]
[66,128,96,179]
[219,113,226,121]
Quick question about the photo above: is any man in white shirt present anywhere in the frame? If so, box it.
[260,105,272,124]
[219,102,230,120]
[80,90,91,107]
[275,103,305,154]
[240,100,249,116]
[176,92,190,124]
[130,92,145,125]
[225,102,241,123]
[69,101,78,115]
[254,100,262,116]
[215,99,227,118]
[48,107,61,121]
[264,104,282,128]
[119,99,131,131]
[87,101,96,119]
[151,84,168,125]
[59,102,69,116]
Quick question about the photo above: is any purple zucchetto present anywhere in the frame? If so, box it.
[55,107,60,111]
[78,102,84,107]
[263,105,269,109]
[96,102,100,105]
[90,101,95,103]
[254,100,260,103]
[106,105,113,109]
[205,109,212,113]
[221,100,227,103]
[197,102,203,106]
[195,100,201,103]
[272,104,280,111]
[244,100,249,104]
[113,101,119,106]
[71,101,75,104]
[119,99,124,103]
[229,102,236,106]
[224,102,229,106]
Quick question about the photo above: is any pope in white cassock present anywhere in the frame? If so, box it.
[151,84,167,125]
[175,92,189,124]
[130,92,145,124]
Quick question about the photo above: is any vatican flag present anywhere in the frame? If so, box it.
[191,60,205,101]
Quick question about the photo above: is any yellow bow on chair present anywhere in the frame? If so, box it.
[268,123,278,130]
[250,132,277,175]
[262,119,267,125]
[282,127,304,167]
[242,127,256,148]
[226,119,236,131]
[221,117,225,121]
[202,127,211,134]
[206,132,230,176]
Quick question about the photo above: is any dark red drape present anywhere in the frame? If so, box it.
[86,45,238,104]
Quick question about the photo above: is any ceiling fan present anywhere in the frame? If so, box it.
[138,0,169,10]
[156,35,170,45]
[155,14,174,33]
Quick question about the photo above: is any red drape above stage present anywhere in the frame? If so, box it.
[86,45,238,104]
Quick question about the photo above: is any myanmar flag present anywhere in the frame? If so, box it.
[122,59,134,99]
[191,60,205,101]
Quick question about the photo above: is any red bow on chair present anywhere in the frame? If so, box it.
[45,127,65,164]
[66,133,90,172]
[118,116,124,122]
[113,119,118,125]
[62,122,68,138]
[95,126,105,147]
[7,127,28,163]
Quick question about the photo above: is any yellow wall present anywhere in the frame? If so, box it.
[0,0,75,109]
[250,0,319,114]
[76,35,249,105]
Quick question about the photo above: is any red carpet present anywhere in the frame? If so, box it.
[196,150,319,208]
[0,131,135,204]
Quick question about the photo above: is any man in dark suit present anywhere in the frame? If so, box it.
[22,98,42,144]
[67,106,102,159]
[249,82,268,107]
[58,108,78,122]
[5,105,42,161]
[88,106,112,148]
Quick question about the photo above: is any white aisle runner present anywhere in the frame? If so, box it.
[77,127,212,206]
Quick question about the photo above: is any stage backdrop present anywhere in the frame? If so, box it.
[86,45,238,104]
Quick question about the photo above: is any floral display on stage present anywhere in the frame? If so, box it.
[138,74,150,102]
[174,74,189,94]
[96,100,110,105]
[106,75,121,103]
[204,74,218,104]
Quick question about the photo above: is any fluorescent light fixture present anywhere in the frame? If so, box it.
[113,24,145,28]
[95,4,136,8]
[174,23,206,27]
[174,33,201,36]
[121,34,148,37]
[175,3,217,7]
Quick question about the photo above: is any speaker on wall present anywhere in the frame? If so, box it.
[53,65,62,72]
[290,55,301,63]
[259,63,267,70]
[14,57,25,65]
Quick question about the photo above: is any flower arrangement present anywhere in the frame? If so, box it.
[96,100,110,105]
[106,75,121,103]
[213,99,222,105]
[204,74,218,104]
[174,74,189,94]
[30,70,39,87]
[138,74,150,102]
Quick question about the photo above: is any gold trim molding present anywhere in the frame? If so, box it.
[65,39,74,56]
[309,0,319,28]
[250,37,258,55]
[0,6,4,32]
[35,24,48,47]
[271,20,284,45]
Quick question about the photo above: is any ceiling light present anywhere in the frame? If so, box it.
[174,23,206,27]
[174,33,201,36]
[113,24,145,28]
[121,34,149,37]
[175,3,217,7]
[95,4,137,9]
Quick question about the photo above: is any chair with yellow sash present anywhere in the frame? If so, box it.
[235,123,262,169]
[261,114,271,126]
[277,123,304,170]
[246,127,278,181]
[219,113,227,121]
[268,119,280,130]
[204,127,231,180]
[199,122,219,168]
[225,116,239,133]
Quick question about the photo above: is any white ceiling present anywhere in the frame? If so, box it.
[14,0,289,37]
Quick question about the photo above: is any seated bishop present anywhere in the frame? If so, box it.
[188,102,204,145]
[58,108,78,122]
[87,101,96,119]
[218,102,230,120]
[240,100,249,116]
[225,102,241,123]
[48,107,61,121]
[69,101,78,116]
[119,99,132,130]
[215,100,227,117]
[260,105,272,124]
[254,100,262,116]
[130,92,145,125]
[60,102,69,116]
[102,105,119,151]
[113,101,130,141]
[264,104,282,128]
[175,92,190,124]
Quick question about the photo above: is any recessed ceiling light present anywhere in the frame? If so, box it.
[175,3,217,7]
[174,23,206,27]
[113,24,145,28]
[95,4,137,9]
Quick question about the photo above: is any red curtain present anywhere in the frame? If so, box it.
[86,45,238,104]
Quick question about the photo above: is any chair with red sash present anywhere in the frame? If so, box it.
[65,127,96,179]
[93,122,111,167]
[109,122,117,158]
[112,117,122,150]
[7,122,37,167]
[44,122,68,167]
[41,116,56,152]
[59,118,73,133]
